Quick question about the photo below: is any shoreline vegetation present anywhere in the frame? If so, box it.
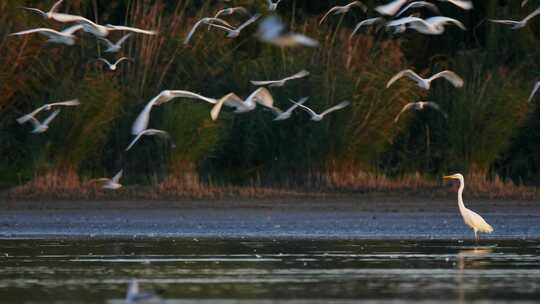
[4,170,540,201]
[2,2,540,200]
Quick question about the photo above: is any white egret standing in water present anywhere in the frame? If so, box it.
[443,173,494,241]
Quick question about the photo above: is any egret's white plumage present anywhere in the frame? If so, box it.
[69,16,157,37]
[291,100,351,122]
[395,1,440,17]
[132,91,217,135]
[206,14,261,38]
[387,69,464,90]
[21,0,64,19]
[350,17,386,37]
[251,70,310,87]
[99,33,132,53]
[213,7,250,19]
[28,109,61,133]
[394,101,447,123]
[443,173,494,240]
[376,0,410,16]
[273,97,309,121]
[528,80,540,102]
[95,170,124,190]
[257,16,319,48]
[266,0,284,11]
[125,279,163,304]
[489,7,540,29]
[436,0,473,10]
[386,16,466,35]
[9,24,84,45]
[184,17,234,44]
[97,57,131,71]
[211,88,276,121]
[17,99,80,125]
[319,1,368,25]
[125,129,173,151]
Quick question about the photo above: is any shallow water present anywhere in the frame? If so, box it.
[0,239,540,303]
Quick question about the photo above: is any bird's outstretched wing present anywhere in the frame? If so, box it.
[43,109,61,126]
[10,28,61,37]
[114,57,132,65]
[211,93,244,121]
[98,37,115,48]
[106,25,157,35]
[528,81,540,102]
[430,70,464,88]
[164,90,217,105]
[488,19,520,26]
[116,33,133,46]
[284,70,310,81]
[21,7,46,17]
[424,102,448,119]
[111,170,123,183]
[319,6,341,25]
[394,103,416,123]
[250,87,275,108]
[351,17,385,36]
[387,69,425,88]
[131,97,159,135]
[97,58,113,68]
[396,1,440,17]
[375,0,409,16]
[237,14,261,31]
[320,100,350,117]
[443,0,473,10]
[50,0,64,13]
[290,100,319,118]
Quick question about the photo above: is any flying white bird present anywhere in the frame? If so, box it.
[251,70,310,87]
[443,173,494,241]
[273,97,309,121]
[211,88,276,121]
[266,0,284,11]
[21,0,64,19]
[386,16,466,35]
[94,170,124,190]
[184,17,234,44]
[528,79,540,102]
[395,1,441,17]
[17,99,80,125]
[132,90,217,135]
[489,7,540,29]
[125,279,163,304]
[319,1,368,25]
[213,7,250,19]
[291,100,350,121]
[56,15,157,37]
[257,15,319,48]
[98,33,132,53]
[9,24,84,45]
[376,0,410,16]
[28,109,61,133]
[387,69,464,90]
[393,101,447,123]
[97,57,132,71]
[206,14,261,38]
[350,17,386,37]
[522,0,529,7]
[126,129,174,151]
[436,0,473,10]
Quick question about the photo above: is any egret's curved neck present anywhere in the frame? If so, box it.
[457,178,466,211]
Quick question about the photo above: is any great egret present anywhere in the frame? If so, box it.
[386,16,466,35]
[319,1,368,25]
[184,17,234,44]
[97,57,132,71]
[98,33,132,53]
[290,100,350,122]
[443,173,494,241]
[489,7,540,29]
[9,25,84,46]
[205,14,261,38]
[126,129,174,151]
[395,1,440,17]
[94,170,124,190]
[528,79,540,102]
[273,97,309,121]
[211,88,276,121]
[132,90,217,135]
[17,99,80,124]
[21,0,64,20]
[28,109,61,133]
[394,101,447,123]
[257,16,319,48]
[125,279,163,304]
[387,69,464,90]
[251,70,310,87]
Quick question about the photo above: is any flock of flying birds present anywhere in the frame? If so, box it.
[9,0,540,246]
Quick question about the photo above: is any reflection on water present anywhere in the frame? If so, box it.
[0,239,539,303]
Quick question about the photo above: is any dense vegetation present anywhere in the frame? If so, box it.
[0,0,539,192]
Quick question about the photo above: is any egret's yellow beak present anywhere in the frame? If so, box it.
[443,175,456,180]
